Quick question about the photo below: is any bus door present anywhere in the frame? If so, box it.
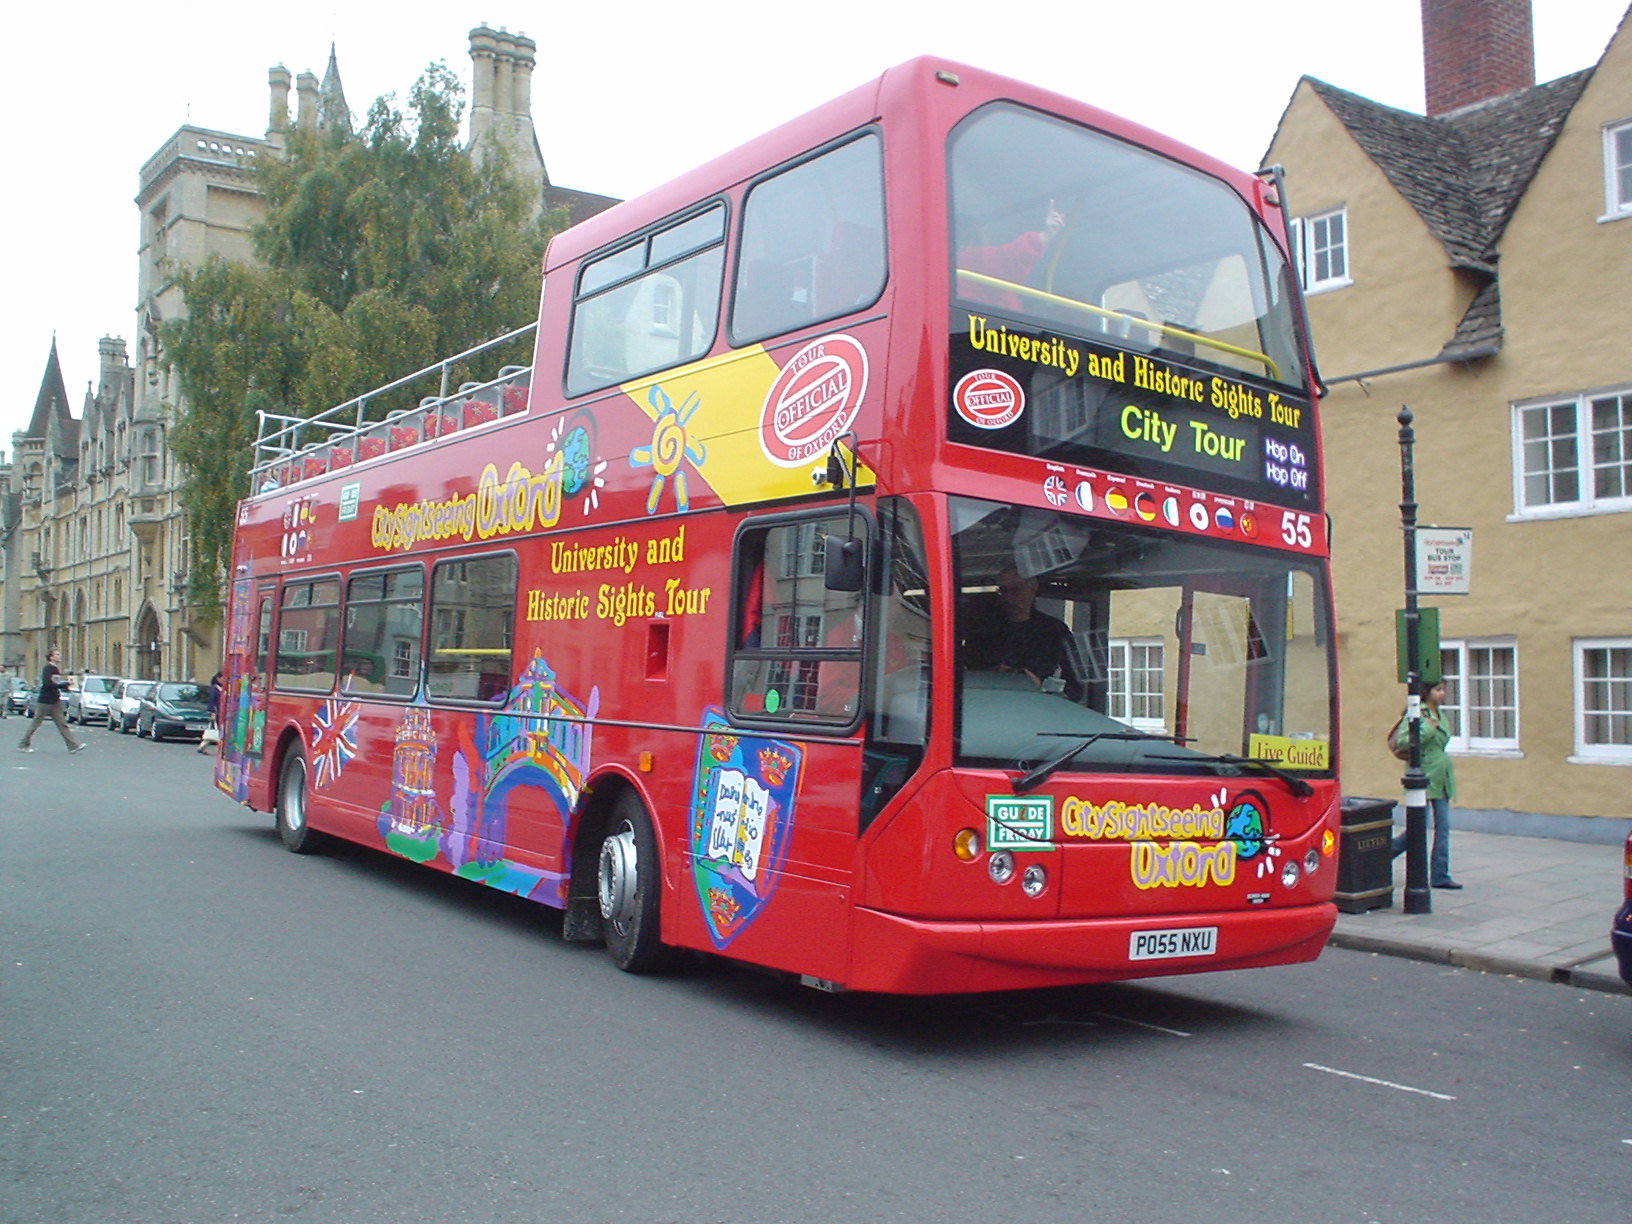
[715,510,870,981]
[219,579,277,806]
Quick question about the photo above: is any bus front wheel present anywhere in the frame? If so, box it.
[597,794,665,973]
[275,747,323,854]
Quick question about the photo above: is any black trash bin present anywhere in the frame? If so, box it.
[1335,797,1395,913]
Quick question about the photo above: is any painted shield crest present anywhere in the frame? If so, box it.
[689,707,802,948]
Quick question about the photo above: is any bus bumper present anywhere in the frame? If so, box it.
[845,903,1336,995]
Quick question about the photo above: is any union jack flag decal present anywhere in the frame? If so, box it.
[310,698,361,789]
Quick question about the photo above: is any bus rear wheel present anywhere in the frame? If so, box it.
[597,794,665,973]
[275,747,323,854]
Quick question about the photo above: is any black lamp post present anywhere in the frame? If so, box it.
[1397,406,1431,914]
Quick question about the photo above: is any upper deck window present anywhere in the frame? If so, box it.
[949,104,1304,392]
[946,105,1315,505]
[731,133,887,345]
[567,204,726,396]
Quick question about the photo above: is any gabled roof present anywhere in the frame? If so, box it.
[1297,68,1592,360]
[1305,69,1591,274]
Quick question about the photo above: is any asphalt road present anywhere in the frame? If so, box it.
[4,729,1629,1223]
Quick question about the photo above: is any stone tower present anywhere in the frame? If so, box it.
[467,25,545,184]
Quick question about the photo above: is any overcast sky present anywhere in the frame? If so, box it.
[2,0,1626,455]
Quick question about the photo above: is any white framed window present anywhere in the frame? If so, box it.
[1513,388,1632,518]
[1289,207,1349,293]
[1573,637,1632,762]
[779,521,828,579]
[1107,637,1166,731]
[1602,119,1632,219]
[1439,638,1519,753]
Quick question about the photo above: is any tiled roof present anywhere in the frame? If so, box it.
[1303,68,1592,361]
[1306,69,1591,273]
[1438,277,1504,361]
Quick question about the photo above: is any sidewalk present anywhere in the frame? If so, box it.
[1328,828,1629,995]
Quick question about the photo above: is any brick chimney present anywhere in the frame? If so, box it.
[1422,0,1536,115]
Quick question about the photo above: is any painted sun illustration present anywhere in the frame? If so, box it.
[630,385,706,514]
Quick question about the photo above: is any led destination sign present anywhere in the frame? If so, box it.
[948,314,1318,507]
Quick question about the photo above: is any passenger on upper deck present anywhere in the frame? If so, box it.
[955,202,1066,312]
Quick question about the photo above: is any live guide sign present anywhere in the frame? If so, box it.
[948,315,1319,509]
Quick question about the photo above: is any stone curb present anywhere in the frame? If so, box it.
[1326,931,1631,996]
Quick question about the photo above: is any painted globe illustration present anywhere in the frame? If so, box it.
[561,425,592,496]
[1224,800,1265,858]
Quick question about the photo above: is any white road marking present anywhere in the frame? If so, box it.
[1303,1062,1456,1100]
[1096,1012,1192,1038]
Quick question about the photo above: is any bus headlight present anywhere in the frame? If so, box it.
[1304,849,1320,876]
[988,850,1016,884]
[1021,864,1047,897]
[1281,859,1301,888]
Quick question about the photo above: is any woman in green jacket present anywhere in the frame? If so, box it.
[1391,680,1460,889]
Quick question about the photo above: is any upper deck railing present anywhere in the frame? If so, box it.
[250,323,538,493]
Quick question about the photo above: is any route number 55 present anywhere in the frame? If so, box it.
[1280,512,1313,550]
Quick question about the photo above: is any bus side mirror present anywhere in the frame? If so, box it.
[824,535,865,592]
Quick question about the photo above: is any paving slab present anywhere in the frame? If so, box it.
[1328,828,1629,995]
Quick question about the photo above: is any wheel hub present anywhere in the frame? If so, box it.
[598,826,638,929]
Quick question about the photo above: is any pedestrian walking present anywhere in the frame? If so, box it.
[18,649,86,754]
[0,668,13,719]
[198,670,224,754]
[1390,679,1459,889]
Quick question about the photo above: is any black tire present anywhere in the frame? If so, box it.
[150,721,165,743]
[597,792,666,973]
[275,747,323,854]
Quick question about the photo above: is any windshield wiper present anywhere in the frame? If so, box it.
[1148,752,1314,799]
[1013,731,1180,795]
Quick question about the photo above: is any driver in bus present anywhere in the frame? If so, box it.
[960,564,1085,701]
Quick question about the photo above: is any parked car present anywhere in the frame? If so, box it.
[109,679,156,733]
[66,674,121,724]
[1613,829,1632,992]
[136,680,212,741]
[3,681,30,714]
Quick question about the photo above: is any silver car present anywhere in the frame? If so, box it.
[66,675,122,725]
[109,679,156,733]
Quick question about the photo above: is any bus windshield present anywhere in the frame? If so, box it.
[950,103,1305,395]
[951,497,1333,778]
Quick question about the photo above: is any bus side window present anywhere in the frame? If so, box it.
[274,578,341,693]
[567,206,726,397]
[426,555,517,704]
[342,567,423,698]
[731,132,886,345]
[729,517,863,725]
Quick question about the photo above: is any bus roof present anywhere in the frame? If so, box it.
[543,56,1267,274]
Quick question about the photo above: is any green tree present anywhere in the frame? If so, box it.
[163,61,565,607]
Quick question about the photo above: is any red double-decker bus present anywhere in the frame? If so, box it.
[219,58,1338,994]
